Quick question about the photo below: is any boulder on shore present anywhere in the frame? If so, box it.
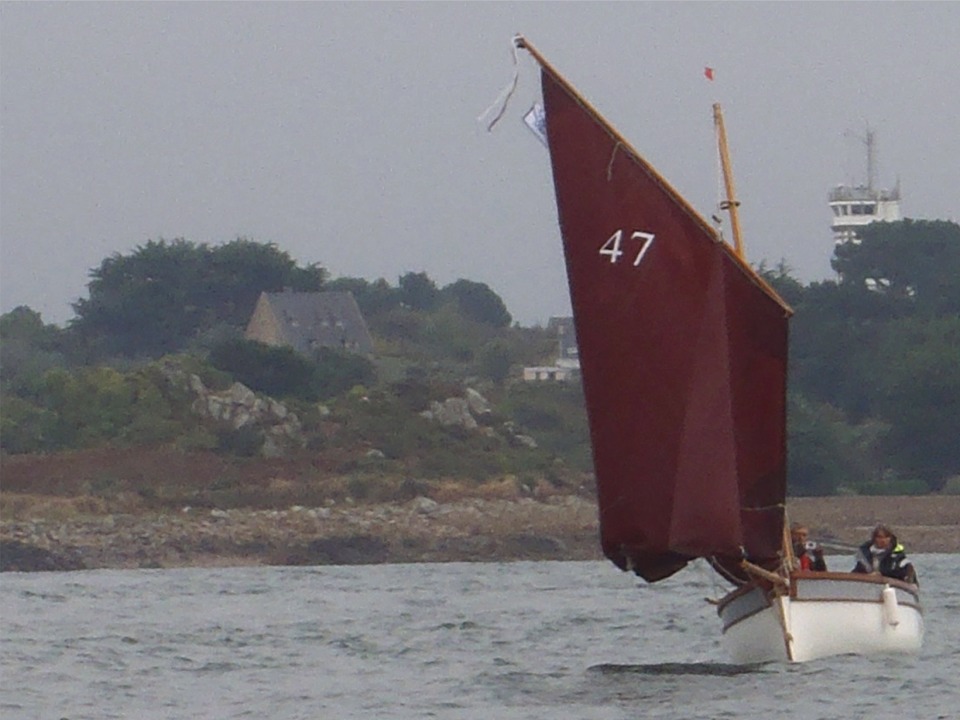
[0,540,86,572]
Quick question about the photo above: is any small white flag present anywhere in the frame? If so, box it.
[523,103,547,147]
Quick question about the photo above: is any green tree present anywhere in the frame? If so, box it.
[0,307,68,396]
[367,307,425,345]
[421,304,487,363]
[756,261,805,308]
[786,394,871,496]
[71,238,327,359]
[326,277,399,319]
[201,238,326,326]
[0,396,59,453]
[0,306,63,348]
[867,316,960,488]
[479,339,512,384]
[397,271,440,311]
[787,275,920,422]
[832,219,960,317]
[72,239,206,357]
[441,279,511,327]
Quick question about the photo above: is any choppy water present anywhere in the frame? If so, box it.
[2,556,957,720]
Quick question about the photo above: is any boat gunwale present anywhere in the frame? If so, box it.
[788,597,922,612]
[787,570,921,600]
[716,571,920,614]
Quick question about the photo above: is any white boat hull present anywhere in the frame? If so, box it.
[717,572,923,664]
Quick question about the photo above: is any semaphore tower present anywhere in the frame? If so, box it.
[829,128,901,246]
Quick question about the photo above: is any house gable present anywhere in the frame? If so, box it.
[245,290,374,356]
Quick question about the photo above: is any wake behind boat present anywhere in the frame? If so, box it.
[508,36,923,663]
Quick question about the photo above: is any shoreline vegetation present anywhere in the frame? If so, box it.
[2,488,957,572]
[3,226,959,574]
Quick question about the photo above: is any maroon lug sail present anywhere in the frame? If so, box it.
[531,48,789,583]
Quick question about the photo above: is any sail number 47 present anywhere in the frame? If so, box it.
[599,230,655,267]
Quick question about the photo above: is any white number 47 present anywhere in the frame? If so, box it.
[599,229,656,267]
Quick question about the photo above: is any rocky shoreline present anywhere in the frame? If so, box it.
[0,496,602,572]
[2,494,958,572]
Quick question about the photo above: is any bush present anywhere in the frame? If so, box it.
[941,476,960,495]
[0,396,59,453]
[311,348,376,400]
[479,340,512,384]
[495,382,592,472]
[852,478,930,496]
[215,426,264,457]
[209,339,316,398]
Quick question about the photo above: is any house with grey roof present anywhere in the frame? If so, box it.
[245,290,375,357]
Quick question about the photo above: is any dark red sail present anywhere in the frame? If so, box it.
[528,45,789,582]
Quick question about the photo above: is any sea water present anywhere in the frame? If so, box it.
[2,556,957,720]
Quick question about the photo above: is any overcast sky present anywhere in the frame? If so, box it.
[2,2,957,327]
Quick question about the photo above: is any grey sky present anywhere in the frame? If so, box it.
[2,2,957,327]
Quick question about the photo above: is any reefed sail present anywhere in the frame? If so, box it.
[523,39,790,583]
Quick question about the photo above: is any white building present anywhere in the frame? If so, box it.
[829,184,901,246]
[522,316,580,382]
[522,365,578,382]
[829,129,901,246]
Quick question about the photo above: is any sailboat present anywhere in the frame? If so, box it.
[510,36,923,663]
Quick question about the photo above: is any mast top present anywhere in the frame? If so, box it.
[713,103,745,261]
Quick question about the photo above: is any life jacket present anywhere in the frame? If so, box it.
[855,539,912,580]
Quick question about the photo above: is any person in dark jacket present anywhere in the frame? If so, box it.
[852,523,918,585]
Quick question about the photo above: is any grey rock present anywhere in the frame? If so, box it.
[188,374,206,394]
[410,497,439,515]
[465,388,491,416]
[431,398,477,430]
[0,540,86,572]
[227,382,257,406]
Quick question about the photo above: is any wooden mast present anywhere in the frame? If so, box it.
[713,103,744,259]
[714,100,791,578]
